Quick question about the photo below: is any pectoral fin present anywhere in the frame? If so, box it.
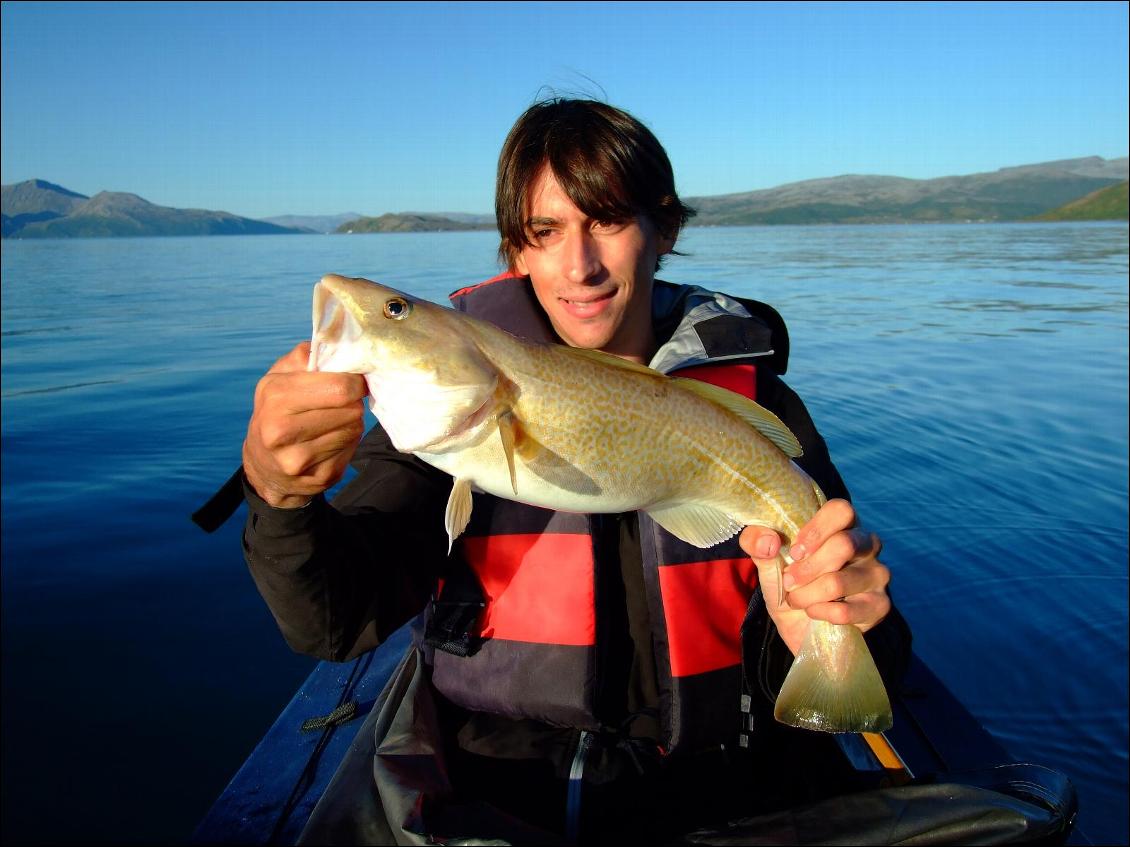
[496,412,599,496]
[444,478,474,553]
[498,413,519,496]
[645,501,744,549]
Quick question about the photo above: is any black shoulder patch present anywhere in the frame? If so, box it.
[694,314,774,358]
[732,298,791,375]
[451,276,558,343]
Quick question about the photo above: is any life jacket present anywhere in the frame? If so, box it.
[426,273,790,757]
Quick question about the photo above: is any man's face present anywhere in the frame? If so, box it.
[514,167,673,363]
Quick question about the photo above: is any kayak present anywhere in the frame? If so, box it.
[192,623,1080,845]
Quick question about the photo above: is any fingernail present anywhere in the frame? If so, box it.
[783,573,796,591]
[755,536,775,558]
[789,543,807,561]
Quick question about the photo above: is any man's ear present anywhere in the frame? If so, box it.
[514,248,529,276]
[652,214,677,257]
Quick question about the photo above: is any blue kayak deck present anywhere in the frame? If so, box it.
[194,630,1070,845]
[193,626,411,845]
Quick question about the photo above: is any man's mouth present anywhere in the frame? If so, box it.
[560,290,616,318]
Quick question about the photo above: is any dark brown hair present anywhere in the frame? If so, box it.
[495,98,695,269]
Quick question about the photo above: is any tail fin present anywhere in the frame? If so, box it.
[774,619,893,733]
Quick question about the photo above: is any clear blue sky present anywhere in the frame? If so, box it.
[2,1,1127,219]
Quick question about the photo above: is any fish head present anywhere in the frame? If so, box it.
[309,274,499,453]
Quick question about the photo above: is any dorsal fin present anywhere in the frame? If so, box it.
[558,344,802,457]
[557,345,663,377]
[673,377,803,458]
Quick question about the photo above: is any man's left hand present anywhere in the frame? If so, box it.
[739,499,891,656]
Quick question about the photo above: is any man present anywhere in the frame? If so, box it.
[240,99,909,842]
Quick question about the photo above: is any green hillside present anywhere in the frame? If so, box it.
[1032,181,1129,221]
[336,213,493,233]
[1,182,305,238]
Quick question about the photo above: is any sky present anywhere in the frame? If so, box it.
[2,1,1127,220]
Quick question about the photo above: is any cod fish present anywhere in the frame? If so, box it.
[308,273,892,734]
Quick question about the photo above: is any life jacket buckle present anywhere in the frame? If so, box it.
[424,562,487,657]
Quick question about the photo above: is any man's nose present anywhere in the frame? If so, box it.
[564,230,601,283]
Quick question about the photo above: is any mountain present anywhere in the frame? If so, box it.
[404,211,496,226]
[686,156,1129,225]
[1,179,88,237]
[995,155,1127,180]
[1,181,305,238]
[1031,181,1128,221]
[262,212,364,234]
[260,211,495,234]
[336,213,495,233]
[6,156,1127,239]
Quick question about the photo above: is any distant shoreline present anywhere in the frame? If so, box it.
[4,159,1126,239]
[5,218,1129,244]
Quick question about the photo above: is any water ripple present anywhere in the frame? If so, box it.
[1,325,79,337]
[2,379,123,397]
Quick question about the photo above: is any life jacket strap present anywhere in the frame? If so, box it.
[191,466,246,533]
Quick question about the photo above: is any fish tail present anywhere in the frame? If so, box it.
[773,619,893,733]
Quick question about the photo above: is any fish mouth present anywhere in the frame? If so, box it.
[309,280,365,372]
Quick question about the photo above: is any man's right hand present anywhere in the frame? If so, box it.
[242,342,368,509]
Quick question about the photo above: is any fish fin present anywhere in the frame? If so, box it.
[774,619,893,733]
[444,478,474,553]
[498,413,519,496]
[776,550,792,609]
[645,501,744,549]
[557,345,663,376]
[509,413,543,462]
[812,477,827,507]
[673,378,803,458]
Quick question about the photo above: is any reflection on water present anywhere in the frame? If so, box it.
[672,223,1128,350]
[1,379,124,397]
[2,223,1127,845]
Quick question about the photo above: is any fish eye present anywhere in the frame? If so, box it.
[383,297,412,320]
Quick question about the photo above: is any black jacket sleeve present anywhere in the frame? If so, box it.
[242,424,452,661]
[747,369,912,700]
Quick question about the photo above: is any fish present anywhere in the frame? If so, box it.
[308,273,892,734]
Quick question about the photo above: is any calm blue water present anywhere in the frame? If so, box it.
[2,224,1127,845]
